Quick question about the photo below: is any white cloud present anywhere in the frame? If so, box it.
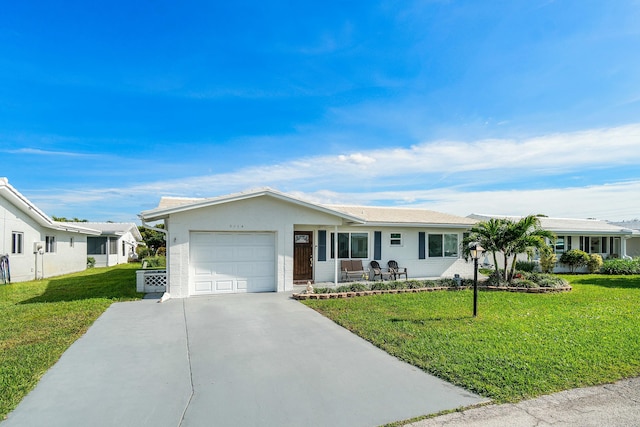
[24,123,640,221]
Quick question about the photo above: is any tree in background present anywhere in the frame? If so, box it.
[138,224,166,255]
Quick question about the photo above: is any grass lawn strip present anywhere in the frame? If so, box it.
[303,274,640,403]
[0,264,142,419]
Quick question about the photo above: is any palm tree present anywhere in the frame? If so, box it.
[504,215,556,282]
[462,217,512,280]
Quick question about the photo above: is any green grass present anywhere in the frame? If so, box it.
[303,274,640,403]
[0,264,143,418]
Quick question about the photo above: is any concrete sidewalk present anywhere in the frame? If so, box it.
[406,376,640,427]
[3,293,485,427]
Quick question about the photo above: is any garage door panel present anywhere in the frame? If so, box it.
[194,280,213,293]
[190,232,276,295]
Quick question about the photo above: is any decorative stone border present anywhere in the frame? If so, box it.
[292,284,572,300]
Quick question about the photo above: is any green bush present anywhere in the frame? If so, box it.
[539,245,557,274]
[515,261,537,273]
[86,257,96,268]
[600,258,640,275]
[559,249,589,273]
[587,254,603,273]
[335,283,368,292]
[142,256,166,268]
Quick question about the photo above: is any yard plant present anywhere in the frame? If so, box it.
[0,264,142,418]
[303,274,640,403]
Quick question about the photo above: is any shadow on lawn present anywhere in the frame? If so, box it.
[19,267,142,304]
[567,275,640,289]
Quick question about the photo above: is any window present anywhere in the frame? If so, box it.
[331,232,368,259]
[428,233,458,257]
[444,234,458,257]
[390,233,402,246]
[122,242,126,256]
[555,236,565,254]
[109,238,118,255]
[11,232,23,254]
[87,237,107,255]
[590,237,601,254]
[45,236,56,253]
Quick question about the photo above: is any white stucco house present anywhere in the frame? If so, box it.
[608,220,640,258]
[0,178,101,282]
[70,222,143,267]
[469,214,636,272]
[139,188,478,299]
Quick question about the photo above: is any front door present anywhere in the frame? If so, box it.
[293,231,313,281]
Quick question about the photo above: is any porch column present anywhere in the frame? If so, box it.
[622,236,629,259]
[334,226,338,285]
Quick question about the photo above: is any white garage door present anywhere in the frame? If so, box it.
[190,232,276,295]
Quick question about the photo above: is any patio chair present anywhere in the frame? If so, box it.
[387,260,408,280]
[341,260,369,281]
[369,260,393,281]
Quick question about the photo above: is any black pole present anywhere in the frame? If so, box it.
[473,257,478,317]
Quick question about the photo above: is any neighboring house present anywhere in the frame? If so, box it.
[0,178,100,282]
[67,222,142,267]
[469,214,635,272]
[608,220,640,258]
[139,188,478,298]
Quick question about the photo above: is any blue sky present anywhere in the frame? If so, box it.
[2,1,640,222]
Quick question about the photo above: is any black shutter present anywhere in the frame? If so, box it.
[419,232,426,259]
[318,230,326,261]
[374,231,382,260]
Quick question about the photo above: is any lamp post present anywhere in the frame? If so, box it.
[469,243,484,317]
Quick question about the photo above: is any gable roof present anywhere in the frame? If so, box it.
[60,222,143,241]
[0,178,100,235]
[141,187,476,228]
[140,188,365,224]
[469,214,633,236]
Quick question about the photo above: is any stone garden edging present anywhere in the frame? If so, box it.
[292,284,571,300]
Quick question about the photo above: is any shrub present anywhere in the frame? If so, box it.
[538,245,557,274]
[335,283,368,292]
[600,258,640,275]
[515,261,537,273]
[559,249,589,273]
[143,256,166,268]
[156,247,166,256]
[86,257,96,268]
[587,254,603,273]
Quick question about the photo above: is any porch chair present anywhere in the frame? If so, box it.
[387,260,408,280]
[341,260,369,281]
[369,260,393,281]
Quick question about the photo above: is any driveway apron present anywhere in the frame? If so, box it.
[4,293,486,427]
[180,293,485,426]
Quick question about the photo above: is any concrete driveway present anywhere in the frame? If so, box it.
[3,293,486,427]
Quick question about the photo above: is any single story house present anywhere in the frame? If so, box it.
[608,220,640,258]
[0,178,101,282]
[67,222,143,267]
[139,188,478,299]
[469,214,636,272]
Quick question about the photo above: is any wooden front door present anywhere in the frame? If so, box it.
[293,231,313,281]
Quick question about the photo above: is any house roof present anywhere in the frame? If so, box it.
[469,214,633,236]
[0,178,100,235]
[140,188,365,224]
[141,187,476,228]
[60,222,143,241]
[328,205,477,228]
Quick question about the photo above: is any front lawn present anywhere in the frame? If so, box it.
[0,264,143,419]
[302,274,640,403]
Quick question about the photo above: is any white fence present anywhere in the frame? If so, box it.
[136,269,167,293]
